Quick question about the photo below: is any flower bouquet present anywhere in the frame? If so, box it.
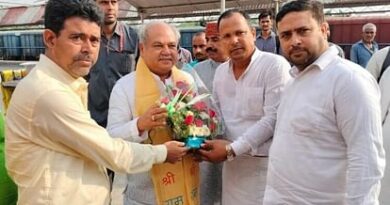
[160,81,221,149]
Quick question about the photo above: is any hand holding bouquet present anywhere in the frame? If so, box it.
[160,81,221,149]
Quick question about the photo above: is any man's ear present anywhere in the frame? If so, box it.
[139,43,145,56]
[250,27,256,40]
[43,29,57,48]
[319,22,328,39]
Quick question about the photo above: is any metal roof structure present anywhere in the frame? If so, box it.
[124,0,390,20]
[0,0,46,8]
[0,5,44,27]
[0,0,389,28]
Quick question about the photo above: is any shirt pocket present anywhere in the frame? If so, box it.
[240,86,264,118]
[111,51,136,75]
[121,52,136,74]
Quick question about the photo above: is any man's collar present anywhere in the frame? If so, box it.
[290,46,338,78]
[228,48,260,76]
[113,21,122,36]
[256,30,276,39]
[37,55,87,93]
[102,21,122,37]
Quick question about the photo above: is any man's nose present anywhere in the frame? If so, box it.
[194,47,202,53]
[230,35,239,45]
[81,40,93,53]
[290,33,302,46]
[161,45,171,54]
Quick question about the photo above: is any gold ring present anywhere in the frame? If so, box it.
[152,115,155,121]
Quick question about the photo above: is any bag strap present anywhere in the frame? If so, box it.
[378,47,390,82]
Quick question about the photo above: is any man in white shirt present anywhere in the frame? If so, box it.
[107,21,197,205]
[5,1,187,204]
[199,9,291,205]
[263,1,385,204]
[379,67,390,205]
[366,46,390,81]
[190,21,229,205]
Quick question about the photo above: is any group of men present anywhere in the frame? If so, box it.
[4,0,387,205]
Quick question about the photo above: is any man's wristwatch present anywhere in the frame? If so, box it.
[225,144,235,161]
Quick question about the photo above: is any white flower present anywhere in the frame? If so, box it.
[199,112,209,120]
[202,125,210,136]
[177,102,186,110]
[186,111,194,116]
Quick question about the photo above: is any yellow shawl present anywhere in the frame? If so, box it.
[134,58,199,205]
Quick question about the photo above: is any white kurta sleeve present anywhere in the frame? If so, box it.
[231,59,291,156]
[107,78,148,143]
[379,68,390,123]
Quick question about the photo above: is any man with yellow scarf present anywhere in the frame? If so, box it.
[107,21,199,205]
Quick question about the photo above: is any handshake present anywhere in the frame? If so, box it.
[163,139,234,164]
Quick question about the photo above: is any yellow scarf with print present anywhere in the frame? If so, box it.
[134,57,199,205]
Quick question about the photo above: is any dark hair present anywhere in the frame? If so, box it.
[44,0,103,35]
[193,31,205,38]
[276,0,324,26]
[217,9,252,30]
[258,9,274,20]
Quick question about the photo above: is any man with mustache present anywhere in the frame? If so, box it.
[189,22,229,205]
[263,1,384,204]
[192,22,229,92]
[5,1,187,204]
[189,31,208,67]
[107,21,200,205]
[199,9,291,205]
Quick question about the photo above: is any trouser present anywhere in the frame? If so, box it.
[222,155,268,205]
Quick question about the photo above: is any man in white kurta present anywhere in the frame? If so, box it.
[107,22,194,205]
[379,68,390,204]
[199,10,291,205]
[264,1,385,204]
[107,68,193,205]
[190,22,229,205]
[366,46,390,81]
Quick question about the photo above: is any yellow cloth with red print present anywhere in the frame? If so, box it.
[134,57,200,205]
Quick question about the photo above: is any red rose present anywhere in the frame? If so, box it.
[194,119,203,127]
[210,121,216,132]
[193,101,207,111]
[172,89,178,96]
[209,109,216,118]
[176,81,188,90]
[161,96,170,104]
[184,115,194,125]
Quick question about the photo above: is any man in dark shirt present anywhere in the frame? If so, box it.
[255,10,279,54]
[88,0,138,127]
